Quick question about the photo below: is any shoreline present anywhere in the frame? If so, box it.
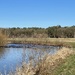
[0,43,61,48]
[15,47,74,75]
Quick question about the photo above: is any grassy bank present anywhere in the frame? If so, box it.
[34,47,74,75]
[52,53,75,75]
[14,47,74,75]
[8,38,75,47]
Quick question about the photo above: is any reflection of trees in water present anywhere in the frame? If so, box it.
[22,47,26,62]
[21,47,49,65]
[0,48,5,58]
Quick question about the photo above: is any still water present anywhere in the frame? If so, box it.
[0,44,60,74]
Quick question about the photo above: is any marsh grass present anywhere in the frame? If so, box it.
[0,33,7,46]
[8,38,75,48]
[34,47,74,75]
[0,47,74,75]
[12,47,73,75]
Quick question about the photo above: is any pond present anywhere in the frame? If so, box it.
[0,44,60,74]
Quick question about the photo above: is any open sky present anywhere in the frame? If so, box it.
[0,0,75,28]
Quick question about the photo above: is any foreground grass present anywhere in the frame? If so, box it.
[8,38,75,47]
[34,48,74,75]
[0,47,74,75]
[53,52,75,75]
[14,48,74,75]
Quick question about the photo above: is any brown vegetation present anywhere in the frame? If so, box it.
[7,38,75,48]
[14,48,73,75]
[0,33,7,46]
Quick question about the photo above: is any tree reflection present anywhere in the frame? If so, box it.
[0,48,5,59]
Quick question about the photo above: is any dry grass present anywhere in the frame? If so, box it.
[0,47,74,75]
[0,33,7,46]
[13,47,74,75]
[34,47,74,75]
[8,38,75,42]
[7,38,75,48]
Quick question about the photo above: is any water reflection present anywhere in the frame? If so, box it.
[0,48,6,59]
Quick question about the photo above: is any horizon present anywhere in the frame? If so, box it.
[0,0,75,28]
[0,25,75,29]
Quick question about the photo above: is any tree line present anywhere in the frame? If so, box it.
[0,25,75,38]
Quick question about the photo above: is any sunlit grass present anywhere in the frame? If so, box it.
[14,47,74,75]
[0,33,7,46]
[53,52,75,75]
[8,38,75,47]
[0,47,74,75]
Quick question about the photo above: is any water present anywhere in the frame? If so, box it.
[0,44,60,74]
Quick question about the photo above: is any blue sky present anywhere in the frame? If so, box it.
[0,0,75,28]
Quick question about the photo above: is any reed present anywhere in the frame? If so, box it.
[0,33,7,46]
[14,48,74,75]
[34,47,74,75]
[0,47,74,75]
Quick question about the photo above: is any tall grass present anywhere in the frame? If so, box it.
[14,48,73,75]
[0,33,7,46]
[34,48,73,75]
[0,47,74,75]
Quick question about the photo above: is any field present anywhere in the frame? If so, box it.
[8,38,75,47]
